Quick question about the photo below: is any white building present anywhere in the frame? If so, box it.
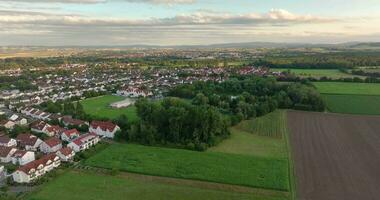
[12,154,61,183]
[0,135,17,147]
[0,146,17,163]
[68,133,99,152]
[89,121,120,139]
[16,134,43,151]
[40,138,62,154]
[11,150,35,166]
[60,129,80,142]
[56,147,75,162]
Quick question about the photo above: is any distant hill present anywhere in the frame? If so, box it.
[350,42,380,49]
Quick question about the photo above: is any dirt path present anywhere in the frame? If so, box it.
[288,110,380,200]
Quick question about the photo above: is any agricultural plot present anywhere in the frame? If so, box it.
[313,82,380,95]
[84,143,290,191]
[323,94,380,115]
[270,68,360,79]
[28,171,287,200]
[209,110,288,159]
[80,95,138,121]
[288,111,380,200]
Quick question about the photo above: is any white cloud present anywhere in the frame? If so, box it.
[0,0,195,4]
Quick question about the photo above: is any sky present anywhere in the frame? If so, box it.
[0,0,380,46]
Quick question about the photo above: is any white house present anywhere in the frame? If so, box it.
[56,147,75,162]
[40,138,62,154]
[89,121,120,139]
[30,121,51,134]
[68,133,99,152]
[117,87,153,98]
[60,129,80,142]
[1,120,15,129]
[0,146,17,163]
[12,154,61,183]
[11,150,35,165]
[44,125,65,137]
[9,114,27,126]
[16,134,43,151]
[0,135,17,147]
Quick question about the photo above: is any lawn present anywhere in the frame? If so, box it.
[313,82,380,95]
[84,144,290,191]
[323,94,380,115]
[28,171,287,200]
[80,95,138,121]
[270,68,360,79]
[209,110,288,159]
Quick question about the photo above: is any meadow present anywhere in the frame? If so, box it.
[80,95,138,121]
[323,94,380,115]
[270,68,360,79]
[84,143,289,191]
[28,171,288,200]
[313,82,380,95]
[209,110,288,159]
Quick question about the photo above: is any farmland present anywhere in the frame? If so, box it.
[84,143,289,191]
[80,95,138,121]
[28,171,288,200]
[209,110,288,159]
[323,94,380,115]
[270,68,360,79]
[313,82,380,95]
[288,111,380,200]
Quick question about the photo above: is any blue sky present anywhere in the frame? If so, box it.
[0,0,379,46]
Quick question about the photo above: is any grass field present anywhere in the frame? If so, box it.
[28,171,287,200]
[270,68,360,79]
[313,82,380,95]
[209,110,288,159]
[323,94,380,115]
[80,95,138,121]
[84,143,289,191]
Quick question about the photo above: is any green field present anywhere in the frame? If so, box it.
[270,68,360,79]
[209,110,288,159]
[80,95,138,121]
[84,143,289,191]
[313,82,380,95]
[323,94,380,115]
[28,171,287,200]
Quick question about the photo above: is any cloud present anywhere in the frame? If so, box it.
[0,0,196,4]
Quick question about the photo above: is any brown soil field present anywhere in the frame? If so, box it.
[287,111,380,200]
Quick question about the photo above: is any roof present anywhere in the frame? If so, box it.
[71,132,98,146]
[91,121,118,132]
[57,147,73,156]
[17,153,58,174]
[62,116,86,126]
[0,135,12,144]
[43,137,62,148]
[16,134,39,146]
[12,149,27,158]
[63,129,80,137]
[0,146,14,157]
[30,121,48,131]
[46,125,65,134]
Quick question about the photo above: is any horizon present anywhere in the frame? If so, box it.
[0,0,380,46]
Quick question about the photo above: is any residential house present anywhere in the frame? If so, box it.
[1,120,16,129]
[40,138,62,153]
[11,150,35,165]
[0,135,17,147]
[44,125,65,137]
[61,116,88,128]
[89,121,120,139]
[30,120,51,134]
[68,133,99,152]
[9,114,27,126]
[16,134,43,151]
[12,154,61,183]
[0,146,17,163]
[56,147,75,162]
[61,129,80,142]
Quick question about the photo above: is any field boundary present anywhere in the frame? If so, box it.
[71,166,290,199]
[283,110,296,200]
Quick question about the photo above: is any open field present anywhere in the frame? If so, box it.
[287,111,380,200]
[84,143,289,191]
[270,68,361,79]
[209,110,288,159]
[323,94,380,115]
[28,170,289,200]
[80,95,138,121]
[313,82,380,95]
